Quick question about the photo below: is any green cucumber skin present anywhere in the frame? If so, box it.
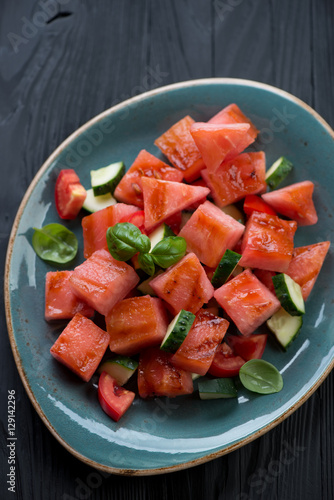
[211,249,242,288]
[82,189,116,213]
[198,378,237,399]
[92,163,125,196]
[160,310,196,353]
[267,308,303,350]
[265,157,293,190]
[272,274,305,316]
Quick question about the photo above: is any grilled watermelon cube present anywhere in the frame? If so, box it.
[45,271,94,321]
[190,122,254,173]
[239,211,297,272]
[149,252,214,315]
[138,347,193,398]
[286,241,330,300]
[142,177,210,231]
[154,115,205,182]
[106,295,169,356]
[69,249,140,316]
[171,309,229,375]
[114,149,183,208]
[214,269,281,336]
[201,152,267,208]
[178,200,245,268]
[261,181,318,226]
[208,103,259,140]
[50,313,110,382]
[82,203,139,258]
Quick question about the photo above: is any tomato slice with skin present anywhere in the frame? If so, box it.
[98,372,135,422]
[227,334,268,361]
[120,210,147,234]
[55,169,87,220]
[243,194,277,216]
[208,342,245,377]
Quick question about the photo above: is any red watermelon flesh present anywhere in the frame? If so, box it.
[190,122,254,173]
[82,203,139,258]
[114,149,183,208]
[262,181,318,226]
[154,115,205,182]
[106,296,169,356]
[214,268,281,336]
[239,211,297,272]
[178,200,245,268]
[253,269,276,295]
[50,313,110,382]
[285,241,330,300]
[208,103,259,140]
[201,152,267,208]
[45,271,94,321]
[69,249,140,316]
[149,252,214,315]
[171,309,229,375]
[142,177,210,231]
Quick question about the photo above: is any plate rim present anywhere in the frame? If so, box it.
[4,77,334,476]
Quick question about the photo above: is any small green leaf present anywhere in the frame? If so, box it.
[239,359,283,394]
[151,236,187,268]
[138,253,155,276]
[32,223,78,264]
[106,223,151,261]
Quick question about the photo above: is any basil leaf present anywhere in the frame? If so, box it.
[106,223,151,261]
[239,359,283,394]
[150,236,187,268]
[138,253,155,276]
[32,223,78,264]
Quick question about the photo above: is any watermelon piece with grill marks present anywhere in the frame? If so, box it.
[178,200,245,268]
[154,115,205,182]
[114,149,183,208]
[201,152,267,208]
[69,249,140,316]
[106,295,169,356]
[142,177,210,231]
[190,122,254,173]
[149,252,214,315]
[209,103,259,140]
[50,313,110,382]
[285,241,330,300]
[214,268,281,336]
[261,181,318,226]
[45,271,94,321]
[171,309,229,375]
[82,203,139,258]
[239,211,297,272]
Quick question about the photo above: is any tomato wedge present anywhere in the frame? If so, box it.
[208,342,245,377]
[227,334,268,361]
[98,372,135,422]
[55,169,87,219]
[243,194,277,216]
[121,210,147,234]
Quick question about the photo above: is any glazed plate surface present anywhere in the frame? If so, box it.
[5,79,334,474]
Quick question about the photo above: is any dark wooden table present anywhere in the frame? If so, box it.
[1,1,333,499]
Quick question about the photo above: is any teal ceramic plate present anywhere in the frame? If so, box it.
[5,79,334,475]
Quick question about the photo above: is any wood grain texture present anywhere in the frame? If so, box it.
[1,1,333,499]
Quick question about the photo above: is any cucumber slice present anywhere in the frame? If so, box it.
[220,204,245,224]
[265,157,293,190]
[82,188,117,213]
[198,378,237,399]
[90,162,125,196]
[272,274,305,316]
[192,373,201,381]
[211,249,242,288]
[137,270,164,296]
[267,307,303,350]
[98,356,138,385]
[149,223,175,250]
[160,309,196,353]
